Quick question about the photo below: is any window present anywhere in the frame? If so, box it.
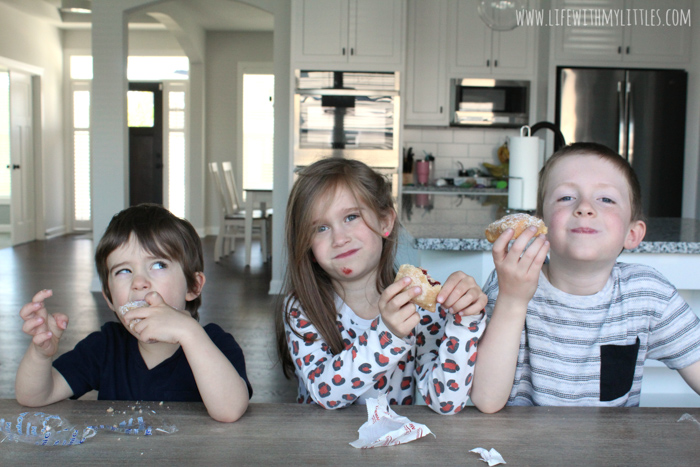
[165,85,187,218]
[241,73,274,191]
[72,83,91,226]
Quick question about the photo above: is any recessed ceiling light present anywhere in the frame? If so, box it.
[60,0,92,14]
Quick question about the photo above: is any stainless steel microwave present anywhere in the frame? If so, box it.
[450,78,529,127]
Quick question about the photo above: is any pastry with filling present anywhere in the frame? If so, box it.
[394,264,442,312]
[485,213,547,243]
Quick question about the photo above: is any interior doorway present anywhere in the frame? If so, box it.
[8,70,36,246]
[128,82,163,206]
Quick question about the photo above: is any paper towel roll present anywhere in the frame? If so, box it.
[508,132,540,211]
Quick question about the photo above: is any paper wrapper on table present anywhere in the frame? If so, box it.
[508,127,542,211]
[349,395,434,448]
[470,447,507,466]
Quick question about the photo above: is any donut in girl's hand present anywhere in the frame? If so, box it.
[485,213,548,243]
[394,264,442,312]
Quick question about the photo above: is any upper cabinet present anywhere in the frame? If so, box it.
[405,0,448,126]
[447,0,535,76]
[291,0,405,69]
[553,0,691,64]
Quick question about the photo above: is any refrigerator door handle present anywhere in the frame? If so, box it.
[617,81,626,156]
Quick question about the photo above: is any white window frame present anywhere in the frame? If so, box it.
[162,81,189,218]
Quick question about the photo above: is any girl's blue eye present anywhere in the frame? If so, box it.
[316,225,328,233]
[558,196,573,202]
[601,197,614,204]
[345,214,358,222]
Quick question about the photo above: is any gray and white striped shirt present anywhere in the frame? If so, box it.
[483,262,700,406]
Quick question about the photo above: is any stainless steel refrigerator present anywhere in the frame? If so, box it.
[556,67,687,218]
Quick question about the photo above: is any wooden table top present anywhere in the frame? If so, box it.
[2,400,699,465]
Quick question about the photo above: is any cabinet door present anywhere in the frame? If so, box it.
[450,0,491,73]
[405,0,448,125]
[553,0,624,62]
[350,0,404,64]
[492,25,533,75]
[623,0,691,63]
[292,0,349,63]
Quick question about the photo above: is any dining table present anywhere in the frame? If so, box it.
[2,399,699,465]
[243,188,272,266]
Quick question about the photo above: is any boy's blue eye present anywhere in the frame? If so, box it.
[115,268,131,276]
[601,197,614,204]
[152,261,167,270]
[558,196,573,202]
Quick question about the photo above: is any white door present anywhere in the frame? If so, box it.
[9,71,35,245]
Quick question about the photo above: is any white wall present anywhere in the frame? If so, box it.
[0,2,65,238]
[204,31,273,234]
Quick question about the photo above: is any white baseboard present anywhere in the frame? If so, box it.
[269,278,284,295]
[45,225,67,239]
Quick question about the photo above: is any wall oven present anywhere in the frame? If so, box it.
[293,70,400,170]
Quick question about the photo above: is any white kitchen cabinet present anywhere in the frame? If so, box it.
[291,0,404,67]
[448,0,534,76]
[554,0,691,64]
[404,0,449,126]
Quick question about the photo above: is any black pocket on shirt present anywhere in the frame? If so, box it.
[600,337,640,402]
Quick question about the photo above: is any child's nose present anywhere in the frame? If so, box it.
[575,200,595,216]
[331,227,350,247]
[131,273,151,290]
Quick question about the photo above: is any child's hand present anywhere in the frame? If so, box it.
[378,277,423,339]
[123,291,197,344]
[19,289,68,358]
[436,271,488,316]
[492,226,549,305]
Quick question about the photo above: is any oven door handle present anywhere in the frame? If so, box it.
[295,89,398,97]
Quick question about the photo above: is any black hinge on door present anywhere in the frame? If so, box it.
[6,164,20,170]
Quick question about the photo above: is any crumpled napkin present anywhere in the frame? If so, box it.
[349,395,434,448]
[470,447,506,466]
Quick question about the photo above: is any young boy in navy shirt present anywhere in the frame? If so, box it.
[16,204,251,422]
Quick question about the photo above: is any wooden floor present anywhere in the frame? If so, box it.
[0,234,298,403]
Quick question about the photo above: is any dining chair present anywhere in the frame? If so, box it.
[208,162,267,264]
[221,161,271,263]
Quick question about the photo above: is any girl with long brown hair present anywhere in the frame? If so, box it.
[276,158,487,414]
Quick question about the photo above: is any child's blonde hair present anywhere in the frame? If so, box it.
[276,158,397,378]
[536,142,644,222]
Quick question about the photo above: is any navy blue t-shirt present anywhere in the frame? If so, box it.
[53,322,252,401]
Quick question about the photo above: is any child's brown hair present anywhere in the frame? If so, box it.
[276,158,397,378]
[536,142,644,222]
[95,203,204,320]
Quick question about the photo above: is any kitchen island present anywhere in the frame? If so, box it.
[398,193,700,408]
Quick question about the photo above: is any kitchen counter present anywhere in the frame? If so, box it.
[400,193,700,254]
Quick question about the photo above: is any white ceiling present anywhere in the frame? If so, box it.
[0,0,274,31]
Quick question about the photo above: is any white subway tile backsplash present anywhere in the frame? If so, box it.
[436,143,468,157]
[402,128,422,141]
[420,129,454,143]
[468,144,498,160]
[484,128,518,144]
[453,129,485,144]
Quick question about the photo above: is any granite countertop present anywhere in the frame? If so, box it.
[402,185,508,196]
[400,193,700,254]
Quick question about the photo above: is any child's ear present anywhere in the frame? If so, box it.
[623,219,646,250]
[102,290,116,312]
[186,272,206,301]
[380,209,397,236]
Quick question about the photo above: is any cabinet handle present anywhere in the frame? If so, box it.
[350,48,354,56]
[342,47,346,55]
[486,59,490,67]
[626,46,630,54]
[494,60,498,67]
[618,46,622,54]
[439,106,443,113]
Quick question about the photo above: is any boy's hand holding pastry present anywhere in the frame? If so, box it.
[491,224,549,305]
[121,291,198,345]
[19,289,68,358]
